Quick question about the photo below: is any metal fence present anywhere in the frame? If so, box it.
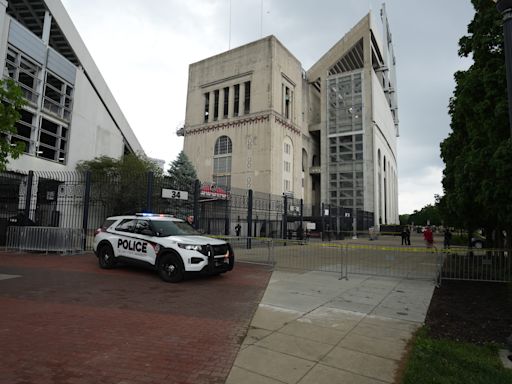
[6,226,83,253]
[439,248,512,283]
[0,170,375,251]
[230,238,441,281]
[231,240,511,283]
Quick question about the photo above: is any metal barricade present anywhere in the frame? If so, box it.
[344,245,440,280]
[6,226,83,253]
[439,248,512,283]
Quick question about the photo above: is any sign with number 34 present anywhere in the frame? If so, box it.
[161,188,189,200]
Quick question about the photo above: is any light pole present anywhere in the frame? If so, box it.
[494,0,512,137]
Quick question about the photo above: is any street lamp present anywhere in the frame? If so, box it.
[493,0,512,137]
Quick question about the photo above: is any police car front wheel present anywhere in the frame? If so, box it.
[98,244,116,269]
[158,254,184,283]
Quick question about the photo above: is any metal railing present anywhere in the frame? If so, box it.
[439,248,512,283]
[6,226,83,253]
[344,244,440,280]
[225,238,441,282]
[232,239,509,283]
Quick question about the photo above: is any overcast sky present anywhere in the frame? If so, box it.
[60,0,475,214]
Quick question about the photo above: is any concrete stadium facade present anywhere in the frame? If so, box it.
[182,7,399,225]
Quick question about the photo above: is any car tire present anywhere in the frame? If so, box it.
[158,254,184,283]
[98,244,116,269]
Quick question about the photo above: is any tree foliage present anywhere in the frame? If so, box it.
[77,153,163,215]
[440,0,512,247]
[403,204,442,227]
[0,79,27,170]
[77,153,163,177]
[167,151,197,191]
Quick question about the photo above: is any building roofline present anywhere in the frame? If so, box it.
[307,13,370,81]
[190,34,302,68]
[43,0,144,154]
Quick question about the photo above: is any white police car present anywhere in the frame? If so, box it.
[93,213,234,282]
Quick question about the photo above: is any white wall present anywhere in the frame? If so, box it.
[372,70,399,224]
[8,68,126,173]
[67,68,125,166]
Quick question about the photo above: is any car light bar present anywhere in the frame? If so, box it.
[135,213,174,217]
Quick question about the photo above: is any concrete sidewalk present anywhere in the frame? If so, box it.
[226,270,435,384]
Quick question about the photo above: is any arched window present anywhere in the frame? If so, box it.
[213,136,232,188]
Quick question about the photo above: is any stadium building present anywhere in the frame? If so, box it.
[181,6,399,226]
[1,0,143,172]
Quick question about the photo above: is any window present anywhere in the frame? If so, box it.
[4,45,74,164]
[223,87,229,118]
[37,117,67,162]
[244,81,251,114]
[284,86,290,119]
[213,136,232,188]
[5,47,41,105]
[204,92,210,122]
[282,137,293,194]
[11,110,35,153]
[135,220,151,234]
[213,156,231,173]
[116,219,137,232]
[233,84,240,116]
[43,72,73,121]
[215,135,232,155]
[213,90,219,121]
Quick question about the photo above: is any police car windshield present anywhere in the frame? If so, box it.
[151,220,200,237]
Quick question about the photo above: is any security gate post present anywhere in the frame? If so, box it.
[247,189,253,249]
[24,170,34,220]
[146,171,154,213]
[193,179,200,230]
[82,171,91,251]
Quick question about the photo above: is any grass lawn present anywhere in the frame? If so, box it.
[401,328,512,384]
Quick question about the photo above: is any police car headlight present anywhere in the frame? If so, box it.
[178,243,203,252]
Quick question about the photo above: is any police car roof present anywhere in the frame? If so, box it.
[107,214,183,222]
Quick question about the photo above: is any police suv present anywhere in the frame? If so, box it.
[93,214,234,282]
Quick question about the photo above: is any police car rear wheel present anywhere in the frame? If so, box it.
[98,244,116,269]
[158,254,184,283]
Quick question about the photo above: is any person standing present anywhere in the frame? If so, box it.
[235,223,241,237]
[406,226,411,246]
[443,228,452,249]
[401,227,407,245]
[424,226,434,248]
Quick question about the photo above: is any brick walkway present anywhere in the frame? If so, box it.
[0,252,271,384]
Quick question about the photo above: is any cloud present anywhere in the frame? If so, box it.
[60,0,475,212]
[399,166,443,214]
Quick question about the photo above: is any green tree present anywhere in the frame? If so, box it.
[406,204,442,227]
[77,153,163,215]
[440,0,512,248]
[399,214,410,226]
[77,153,163,176]
[167,151,197,189]
[0,79,27,170]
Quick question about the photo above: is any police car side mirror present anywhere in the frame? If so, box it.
[140,229,154,236]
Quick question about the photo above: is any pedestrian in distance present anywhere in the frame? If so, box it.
[401,227,407,245]
[405,226,411,246]
[297,225,304,241]
[423,226,434,248]
[235,223,241,237]
[443,228,452,249]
